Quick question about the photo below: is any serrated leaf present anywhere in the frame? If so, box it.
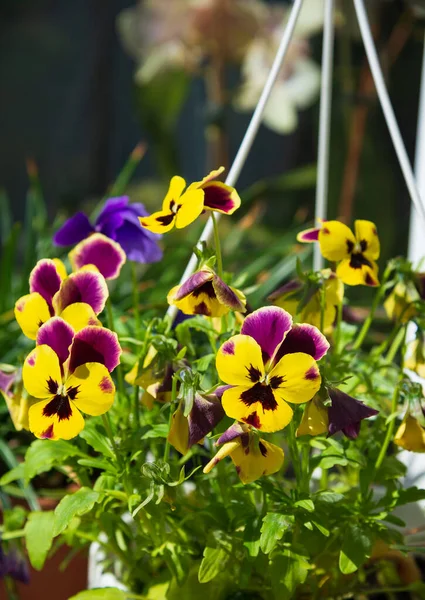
[25,511,55,570]
[79,421,115,459]
[53,487,99,536]
[339,524,373,574]
[260,513,289,554]
[68,590,126,600]
[24,440,83,483]
[315,492,344,504]
[141,424,169,440]
[198,547,229,583]
[294,499,315,512]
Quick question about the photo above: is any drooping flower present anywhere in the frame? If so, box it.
[125,346,176,410]
[69,233,126,280]
[216,307,329,432]
[203,422,284,484]
[23,318,121,440]
[298,220,380,287]
[139,168,241,234]
[327,388,378,439]
[54,196,163,264]
[0,367,36,431]
[167,391,225,455]
[167,267,246,317]
[405,337,425,378]
[268,269,344,333]
[384,272,425,322]
[394,414,425,452]
[296,394,329,437]
[14,259,108,339]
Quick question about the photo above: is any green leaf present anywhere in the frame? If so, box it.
[294,499,315,512]
[339,524,373,574]
[0,464,25,486]
[270,553,309,600]
[25,511,55,570]
[315,492,344,504]
[198,547,229,583]
[24,439,83,483]
[79,421,115,459]
[260,513,289,554]
[68,590,126,600]
[53,487,100,536]
[141,424,169,440]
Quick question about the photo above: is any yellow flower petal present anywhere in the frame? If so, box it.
[296,397,329,436]
[52,258,68,280]
[405,340,425,378]
[354,220,380,260]
[384,282,418,322]
[230,437,284,484]
[203,439,241,474]
[14,293,51,340]
[161,175,187,211]
[175,189,205,229]
[167,403,189,455]
[23,345,61,399]
[139,210,176,234]
[394,415,425,452]
[221,385,293,433]
[336,258,379,287]
[65,362,115,416]
[318,221,356,262]
[187,167,225,191]
[216,334,265,386]
[59,302,101,332]
[269,352,321,405]
[28,398,85,440]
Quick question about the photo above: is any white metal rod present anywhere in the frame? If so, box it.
[314,0,335,271]
[166,0,305,322]
[408,31,425,265]
[353,0,425,227]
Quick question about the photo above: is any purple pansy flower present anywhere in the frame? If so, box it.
[328,388,378,439]
[0,543,30,584]
[54,196,163,264]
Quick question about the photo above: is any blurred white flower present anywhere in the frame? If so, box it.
[236,0,339,135]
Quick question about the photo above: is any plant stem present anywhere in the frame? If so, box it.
[287,420,301,483]
[352,265,391,350]
[300,443,311,494]
[163,374,179,463]
[334,299,343,355]
[211,212,223,279]
[320,285,326,333]
[106,298,126,400]
[385,325,406,363]
[131,262,141,339]
[374,381,401,471]
[101,413,125,472]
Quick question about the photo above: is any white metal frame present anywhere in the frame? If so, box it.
[166,0,425,323]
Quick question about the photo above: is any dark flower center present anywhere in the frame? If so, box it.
[240,382,278,411]
[156,213,175,226]
[192,281,216,299]
[43,394,73,421]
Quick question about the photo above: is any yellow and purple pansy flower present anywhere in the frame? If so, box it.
[53,196,162,264]
[0,368,36,431]
[298,220,380,287]
[167,267,246,317]
[139,167,241,234]
[394,413,425,452]
[125,347,176,410]
[69,233,126,280]
[14,259,108,340]
[216,307,329,432]
[23,317,121,440]
[203,422,284,484]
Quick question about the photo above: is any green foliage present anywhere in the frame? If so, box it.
[68,590,126,600]
[23,439,84,483]
[25,511,55,570]
[53,487,100,536]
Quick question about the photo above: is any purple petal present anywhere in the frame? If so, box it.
[268,279,302,302]
[95,196,129,227]
[69,326,122,373]
[53,212,94,246]
[175,270,213,301]
[115,221,163,263]
[214,385,232,399]
[328,388,379,438]
[29,259,62,306]
[241,307,293,363]
[297,227,320,243]
[53,270,108,315]
[69,233,126,280]
[188,393,225,447]
[212,275,246,312]
[202,182,240,214]
[217,421,246,445]
[274,324,330,362]
[0,369,16,396]
[37,317,74,365]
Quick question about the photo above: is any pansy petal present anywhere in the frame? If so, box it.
[53,270,108,315]
[29,398,85,440]
[217,421,246,445]
[394,415,425,452]
[354,220,380,260]
[336,258,379,287]
[174,270,213,300]
[216,334,265,386]
[139,210,176,234]
[69,233,126,280]
[268,279,303,302]
[269,352,321,405]
[66,362,115,416]
[328,388,378,438]
[36,318,74,365]
[168,284,230,317]
[221,385,293,432]
[188,167,225,190]
[318,221,356,262]
[167,403,189,455]
[241,307,292,363]
[15,293,51,340]
[114,220,163,263]
[29,259,62,305]
[203,440,241,474]
[175,189,205,229]
[0,369,16,396]
[96,196,129,225]
[52,259,68,280]
[188,393,225,447]
[161,175,187,212]
[59,303,101,332]
[53,212,94,246]
[202,182,241,215]
[274,324,330,362]
[212,276,246,312]
[68,326,121,373]
[230,437,284,484]
[23,345,61,399]
[297,227,320,243]
[296,397,329,437]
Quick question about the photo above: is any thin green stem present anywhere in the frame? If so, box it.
[320,285,326,333]
[106,298,126,400]
[101,413,124,472]
[131,262,141,338]
[300,443,310,494]
[0,528,26,541]
[385,325,406,364]
[163,374,179,462]
[352,265,392,351]
[211,212,223,279]
[374,381,401,471]
[334,299,343,355]
[287,420,301,483]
